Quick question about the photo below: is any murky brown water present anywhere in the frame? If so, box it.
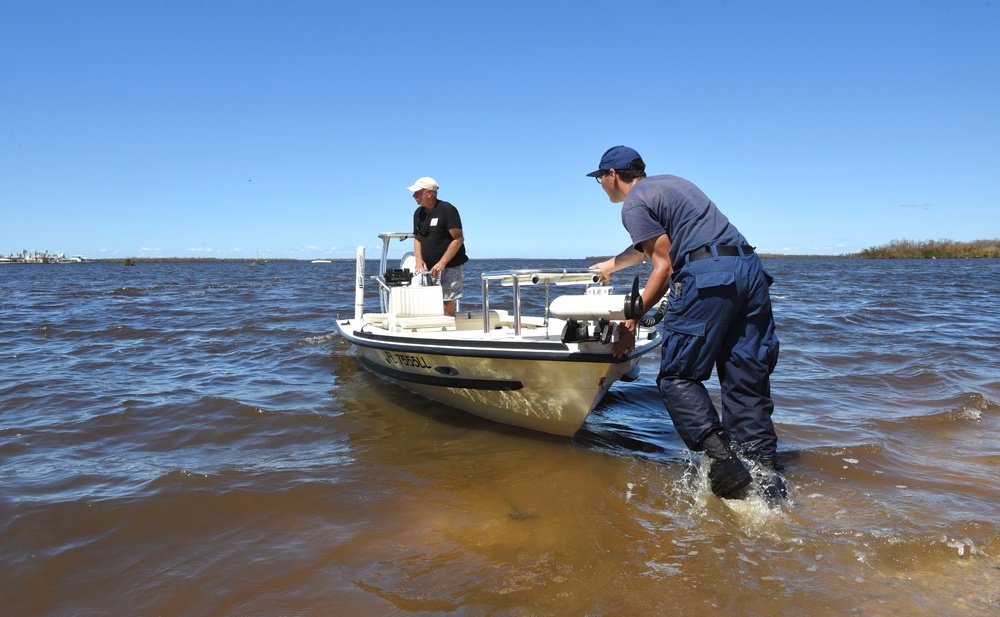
[2,258,998,615]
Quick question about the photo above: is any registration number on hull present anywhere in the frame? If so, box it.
[383,351,432,369]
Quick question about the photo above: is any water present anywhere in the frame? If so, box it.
[2,258,998,616]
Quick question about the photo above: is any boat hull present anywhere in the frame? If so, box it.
[336,319,660,436]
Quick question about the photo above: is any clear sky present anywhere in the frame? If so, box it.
[3,1,998,259]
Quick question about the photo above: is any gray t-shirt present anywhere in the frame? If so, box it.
[620,174,747,266]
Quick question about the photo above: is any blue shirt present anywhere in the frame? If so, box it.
[620,174,747,266]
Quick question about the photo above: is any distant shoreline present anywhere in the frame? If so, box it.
[596,238,1000,260]
[5,239,998,264]
[849,238,1000,259]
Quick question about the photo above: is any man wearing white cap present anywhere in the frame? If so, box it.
[407,176,468,316]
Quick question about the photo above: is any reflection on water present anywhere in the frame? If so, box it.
[1,259,999,615]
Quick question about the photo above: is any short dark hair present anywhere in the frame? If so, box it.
[615,157,646,182]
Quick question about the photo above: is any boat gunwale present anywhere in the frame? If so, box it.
[335,319,662,364]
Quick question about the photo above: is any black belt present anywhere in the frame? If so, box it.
[681,244,754,268]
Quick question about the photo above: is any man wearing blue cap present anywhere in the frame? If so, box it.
[588,146,784,502]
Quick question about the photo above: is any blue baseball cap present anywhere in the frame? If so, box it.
[586,145,644,177]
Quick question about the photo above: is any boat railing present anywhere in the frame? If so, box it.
[369,233,604,335]
[480,269,601,335]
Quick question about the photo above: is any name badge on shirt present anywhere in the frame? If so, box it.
[429,218,439,227]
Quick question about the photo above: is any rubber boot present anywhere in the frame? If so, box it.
[750,454,788,503]
[701,432,752,499]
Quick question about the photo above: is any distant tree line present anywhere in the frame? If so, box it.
[853,239,1000,258]
[86,257,304,263]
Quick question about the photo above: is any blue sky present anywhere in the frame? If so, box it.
[3,1,998,259]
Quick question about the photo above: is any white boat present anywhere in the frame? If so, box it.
[54,254,88,263]
[334,232,662,437]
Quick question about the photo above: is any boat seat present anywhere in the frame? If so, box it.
[388,285,445,317]
[389,315,456,332]
[383,285,455,331]
[454,310,504,330]
[363,313,390,328]
[364,311,457,332]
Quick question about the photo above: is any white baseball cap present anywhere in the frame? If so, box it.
[407,177,439,192]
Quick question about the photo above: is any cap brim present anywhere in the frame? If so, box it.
[585,170,604,177]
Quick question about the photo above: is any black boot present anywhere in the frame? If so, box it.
[748,454,788,503]
[701,432,752,499]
